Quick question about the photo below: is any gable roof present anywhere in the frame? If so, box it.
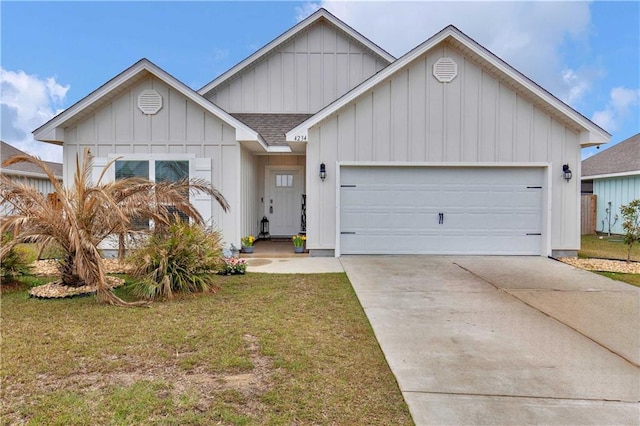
[1,141,62,179]
[197,8,395,97]
[231,113,313,146]
[582,133,640,178]
[33,59,263,145]
[287,25,610,148]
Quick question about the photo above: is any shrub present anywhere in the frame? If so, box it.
[128,221,224,300]
[0,234,33,279]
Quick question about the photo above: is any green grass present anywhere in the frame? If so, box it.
[579,234,640,262]
[580,235,640,287]
[1,273,412,425]
[595,271,640,288]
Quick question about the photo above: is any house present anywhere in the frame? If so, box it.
[582,133,640,235]
[1,141,62,195]
[33,8,609,257]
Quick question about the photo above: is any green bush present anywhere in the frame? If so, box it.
[127,221,224,300]
[1,234,33,279]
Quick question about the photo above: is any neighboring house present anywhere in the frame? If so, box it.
[33,8,609,257]
[1,141,62,195]
[582,133,640,235]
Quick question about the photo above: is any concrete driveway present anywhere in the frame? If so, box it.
[341,256,640,425]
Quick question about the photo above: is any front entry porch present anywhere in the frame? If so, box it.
[240,238,308,258]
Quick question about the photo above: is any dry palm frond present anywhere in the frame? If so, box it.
[1,148,229,306]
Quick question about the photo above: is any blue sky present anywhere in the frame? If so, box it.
[1,1,638,162]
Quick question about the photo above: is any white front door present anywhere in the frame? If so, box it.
[266,169,302,236]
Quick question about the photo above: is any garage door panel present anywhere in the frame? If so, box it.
[340,167,544,255]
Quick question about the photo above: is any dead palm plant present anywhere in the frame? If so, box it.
[0,148,229,306]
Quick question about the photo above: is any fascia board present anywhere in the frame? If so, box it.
[288,26,610,144]
[265,145,292,153]
[452,28,610,143]
[33,59,260,144]
[0,168,62,180]
[197,9,395,96]
[582,170,640,180]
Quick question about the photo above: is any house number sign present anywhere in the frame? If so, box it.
[293,135,307,141]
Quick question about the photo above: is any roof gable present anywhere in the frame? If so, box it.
[582,133,640,178]
[287,25,610,147]
[197,8,395,98]
[33,59,262,145]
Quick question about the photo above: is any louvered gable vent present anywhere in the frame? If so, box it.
[138,89,163,114]
[433,58,458,83]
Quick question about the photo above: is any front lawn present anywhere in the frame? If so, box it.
[1,273,412,425]
[579,235,640,287]
[579,234,640,262]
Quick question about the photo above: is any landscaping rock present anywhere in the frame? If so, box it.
[31,259,133,276]
[559,258,640,274]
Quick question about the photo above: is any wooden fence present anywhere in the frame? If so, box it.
[581,194,597,235]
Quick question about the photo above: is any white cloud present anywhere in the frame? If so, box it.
[296,2,321,22]
[316,1,594,106]
[1,67,68,162]
[591,86,640,133]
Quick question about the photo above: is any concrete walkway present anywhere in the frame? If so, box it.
[245,256,344,273]
[341,256,640,426]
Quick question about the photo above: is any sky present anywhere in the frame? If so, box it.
[1,1,638,163]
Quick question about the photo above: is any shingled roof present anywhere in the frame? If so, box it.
[582,133,640,177]
[230,114,313,146]
[1,141,62,178]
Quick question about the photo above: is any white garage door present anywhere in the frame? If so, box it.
[340,167,544,255]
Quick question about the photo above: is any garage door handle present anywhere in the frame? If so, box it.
[438,213,444,224]
[526,233,541,235]
[341,231,356,235]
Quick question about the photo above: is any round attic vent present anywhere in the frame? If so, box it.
[138,89,163,115]
[433,57,458,83]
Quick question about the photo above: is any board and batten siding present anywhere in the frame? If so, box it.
[594,175,640,235]
[4,176,58,195]
[240,146,260,240]
[306,42,582,253]
[205,21,388,114]
[63,75,243,245]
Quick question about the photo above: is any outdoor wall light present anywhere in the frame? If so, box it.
[319,163,327,181]
[562,164,572,182]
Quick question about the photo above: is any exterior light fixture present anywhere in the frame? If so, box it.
[562,164,572,182]
[319,163,327,181]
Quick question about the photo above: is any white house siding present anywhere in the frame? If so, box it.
[594,175,640,235]
[205,20,388,114]
[62,75,243,246]
[307,42,581,254]
[4,176,58,195]
[240,146,260,239]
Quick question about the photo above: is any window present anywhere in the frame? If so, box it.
[115,159,190,227]
[276,174,294,187]
[156,161,189,222]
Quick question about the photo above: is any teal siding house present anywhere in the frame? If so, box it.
[582,133,640,235]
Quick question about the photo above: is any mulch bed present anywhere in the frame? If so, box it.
[26,260,131,299]
[29,276,126,299]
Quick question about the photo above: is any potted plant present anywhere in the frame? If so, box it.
[292,234,306,253]
[241,235,255,253]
